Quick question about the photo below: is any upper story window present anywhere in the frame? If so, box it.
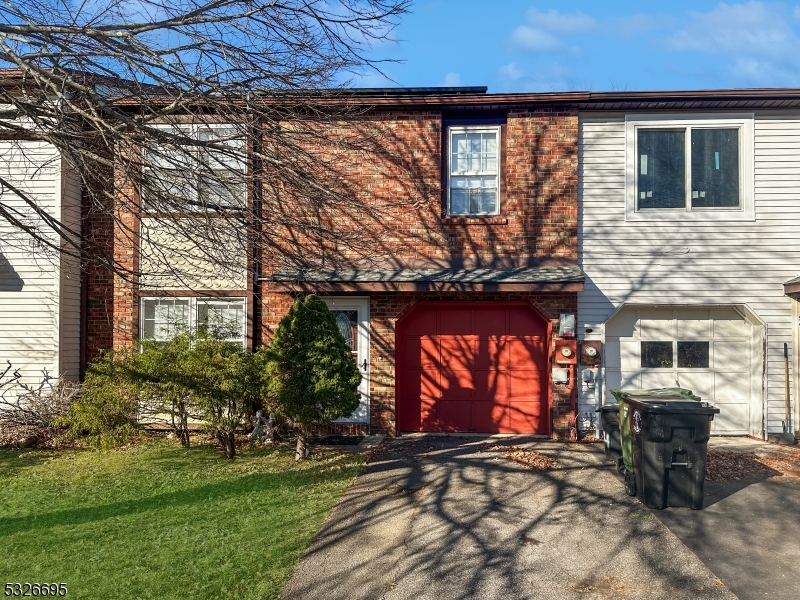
[447,125,501,216]
[625,114,754,221]
[140,297,246,347]
[142,124,246,212]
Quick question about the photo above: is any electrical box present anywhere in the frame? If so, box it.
[552,367,569,384]
[554,339,578,365]
[559,313,576,338]
[581,368,596,389]
[580,340,602,366]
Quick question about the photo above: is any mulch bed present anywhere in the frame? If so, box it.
[753,449,800,479]
[705,447,800,481]
[0,424,63,449]
[705,449,780,481]
[309,435,364,446]
[482,444,558,470]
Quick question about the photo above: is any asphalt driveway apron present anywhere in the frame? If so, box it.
[281,435,734,600]
[656,437,800,600]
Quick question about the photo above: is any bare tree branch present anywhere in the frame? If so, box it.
[0,0,420,287]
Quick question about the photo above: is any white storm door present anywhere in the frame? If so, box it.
[324,297,370,423]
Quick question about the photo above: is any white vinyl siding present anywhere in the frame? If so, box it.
[138,217,248,290]
[138,126,248,291]
[578,111,800,437]
[0,139,81,388]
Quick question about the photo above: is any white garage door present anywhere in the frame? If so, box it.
[605,307,758,435]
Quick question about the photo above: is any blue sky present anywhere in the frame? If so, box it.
[356,1,800,92]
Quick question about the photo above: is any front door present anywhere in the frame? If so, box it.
[323,297,370,423]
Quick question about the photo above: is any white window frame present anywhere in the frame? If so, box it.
[142,123,246,212]
[139,296,247,347]
[625,113,754,221]
[447,125,501,216]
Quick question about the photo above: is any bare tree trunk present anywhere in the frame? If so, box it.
[178,400,190,447]
[217,431,236,459]
[295,427,310,462]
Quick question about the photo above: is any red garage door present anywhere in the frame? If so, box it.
[397,302,549,434]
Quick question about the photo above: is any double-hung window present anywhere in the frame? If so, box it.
[447,126,501,215]
[140,297,246,346]
[625,114,753,221]
[142,124,246,212]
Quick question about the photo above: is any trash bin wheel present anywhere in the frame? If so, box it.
[624,471,637,497]
[616,457,625,475]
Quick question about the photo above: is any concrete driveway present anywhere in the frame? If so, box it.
[281,435,734,600]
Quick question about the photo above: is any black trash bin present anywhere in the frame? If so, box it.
[597,404,622,467]
[625,395,720,510]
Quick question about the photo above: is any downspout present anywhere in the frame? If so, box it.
[762,324,768,440]
[569,365,578,441]
[79,179,89,379]
[785,343,791,433]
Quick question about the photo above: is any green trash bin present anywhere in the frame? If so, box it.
[596,403,622,470]
[610,388,703,499]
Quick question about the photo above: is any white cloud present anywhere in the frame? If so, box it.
[496,61,580,93]
[665,2,800,85]
[498,62,527,81]
[438,72,464,86]
[510,26,566,52]
[344,70,395,88]
[668,2,798,58]
[525,8,597,33]
[510,8,597,54]
[612,13,665,36]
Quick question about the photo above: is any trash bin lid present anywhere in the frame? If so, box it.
[621,387,702,401]
[625,396,720,415]
[596,403,620,413]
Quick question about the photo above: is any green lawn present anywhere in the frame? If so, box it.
[0,440,364,599]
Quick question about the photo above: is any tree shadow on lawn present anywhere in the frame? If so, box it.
[281,436,734,600]
[0,443,357,539]
[0,448,69,475]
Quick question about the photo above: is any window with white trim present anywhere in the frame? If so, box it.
[140,297,246,346]
[641,340,710,369]
[447,125,500,215]
[625,114,754,221]
[142,124,246,212]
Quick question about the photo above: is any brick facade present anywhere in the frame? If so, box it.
[264,108,577,265]
[260,105,581,438]
[86,99,581,438]
[84,160,141,364]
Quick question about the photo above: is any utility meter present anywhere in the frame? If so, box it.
[554,339,578,365]
[580,341,602,366]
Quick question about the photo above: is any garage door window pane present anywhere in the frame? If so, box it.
[641,341,673,368]
[678,341,709,368]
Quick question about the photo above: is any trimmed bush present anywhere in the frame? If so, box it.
[55,349,140,450]
[265,295,361,461]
